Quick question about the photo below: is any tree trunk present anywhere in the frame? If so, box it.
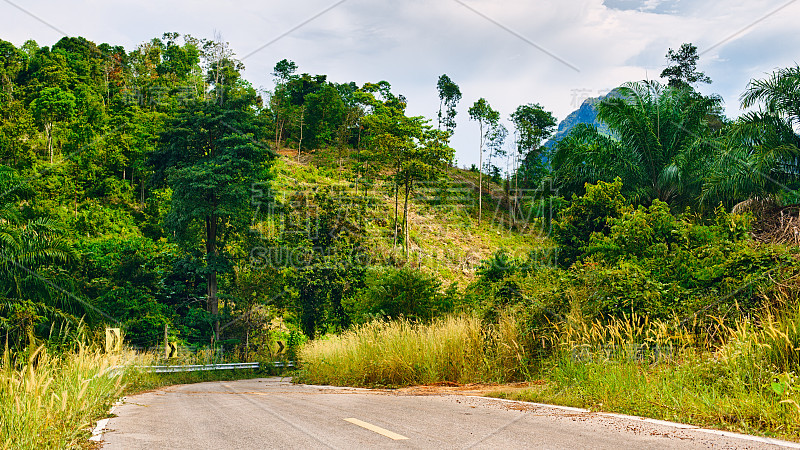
[276,119,285,151]
[45,122,53,164]
[275,114,281,150]
[403,179,411,259]
[478,122,484,222]
[356,126,362,197]
[437,99,444,131]
[297,106,304,159]
[206,214,220,340]
[393,179,399,249]
[513,151,519,226]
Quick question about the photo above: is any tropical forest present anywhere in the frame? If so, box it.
[1,33,800,446]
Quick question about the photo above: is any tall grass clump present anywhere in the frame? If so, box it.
[0,345,142,448]
[510,311,800,439]
[297,314,530,386]
[554,313,695,364]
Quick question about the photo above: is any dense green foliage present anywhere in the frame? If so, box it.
[0,33,463,350]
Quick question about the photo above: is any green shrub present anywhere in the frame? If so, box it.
[344,266,452,322]
[476,249,523,283]
[577,201,792,320]
[553,178,627,266]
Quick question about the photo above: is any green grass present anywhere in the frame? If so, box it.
[495,354,800,440]
[0,344,291,449]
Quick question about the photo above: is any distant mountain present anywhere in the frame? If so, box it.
[544,88,621,150]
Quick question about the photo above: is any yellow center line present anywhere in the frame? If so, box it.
[343,418,409,440]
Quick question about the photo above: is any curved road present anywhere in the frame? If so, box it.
[100,377,798,449]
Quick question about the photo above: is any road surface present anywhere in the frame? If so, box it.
[100,377,798,449]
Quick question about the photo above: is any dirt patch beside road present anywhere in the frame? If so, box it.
[390,380,546,397]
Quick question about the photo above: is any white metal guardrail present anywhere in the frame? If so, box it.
[142,361,295,373]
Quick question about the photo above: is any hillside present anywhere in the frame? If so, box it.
[269,148,545,287]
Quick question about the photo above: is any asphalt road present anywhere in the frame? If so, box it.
[100,377,798,449]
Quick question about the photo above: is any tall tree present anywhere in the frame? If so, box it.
[397,126,453,257]
[436,74,462,134]
[202,32,243,105]
[270,59,297,149]
[510,103,557,220]
[151,91,271,340]
[511,103,557,169]
[0,40,24,100]
[468,98,502,221]
[660,43,711,89]
[30,86,75,163]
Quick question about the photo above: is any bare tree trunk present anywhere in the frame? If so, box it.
[46,122,53,164]
[393,178,400,249]
[478,122,483,222]
[437,99,444,131]
[356,125,362,197]
[297,106,304,160]
[275,117,280,150]
[513,150,519,226]
[403,179,411,259]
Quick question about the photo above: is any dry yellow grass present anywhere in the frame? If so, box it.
[298,314,529,386]
[0,345,145,449]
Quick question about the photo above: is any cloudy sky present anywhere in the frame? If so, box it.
[2,0,798,167]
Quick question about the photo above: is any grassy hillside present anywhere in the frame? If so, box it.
[269,148,544,287]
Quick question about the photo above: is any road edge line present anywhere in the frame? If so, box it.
[483,397,800,448]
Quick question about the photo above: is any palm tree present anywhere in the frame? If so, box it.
[0,167,76,348]
[553,81,722,208]
[701,66,800,207]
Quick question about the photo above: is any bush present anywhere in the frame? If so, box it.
[344,267,453,323]
[476,249,523,283]
[577,201,792,320]
[553,178,627,266]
